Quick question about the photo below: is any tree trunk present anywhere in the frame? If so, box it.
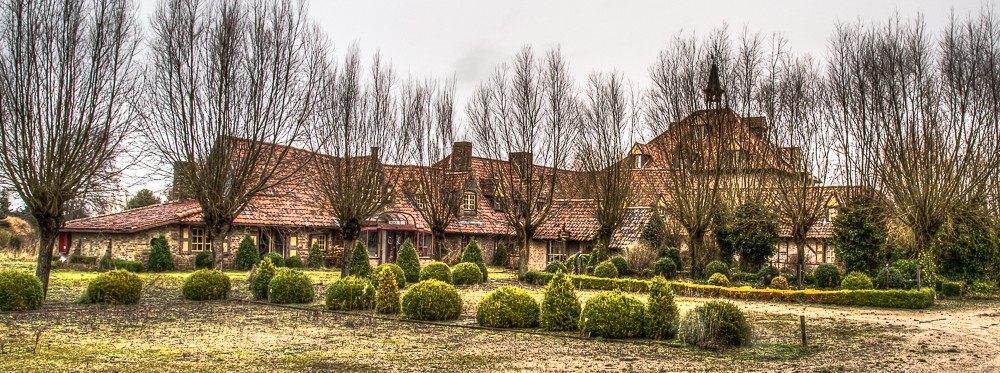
[34,219,59,297]
[519,233,531,274]
[208,221,231,269]
[433,230,446,261]
[340,237,356,277]
[795,239,806,290]
[688,234,703,280]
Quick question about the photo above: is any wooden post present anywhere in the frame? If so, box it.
[799,315,807,347]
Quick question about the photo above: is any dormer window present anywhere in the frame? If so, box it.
[634,154,651,169]
[827,207,839,222]
[462,191,477,212]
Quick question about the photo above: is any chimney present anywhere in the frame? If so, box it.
[451,141,472,172]
[509,152,533,180]
[370,146,380,163]
[171,161,194,201]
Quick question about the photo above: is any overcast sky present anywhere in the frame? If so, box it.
[124,0,988,200]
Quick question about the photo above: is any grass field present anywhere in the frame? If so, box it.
[0,261,998,371]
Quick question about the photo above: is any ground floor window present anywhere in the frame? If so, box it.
[191,227,211,252]
[310,234,328,251]
[547,240,566,263]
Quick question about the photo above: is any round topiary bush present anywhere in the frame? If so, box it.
[375,266,401,314]
[250,257,276,300]
[402,279,462,321]
[451,262,483,285]
[545,260,568,274]
[348,241,372,278]
[396,239,421,284]
[580,290,645,338]
[707,273,730,287]
[703,260,730,278]
[646,276,679,339]
[308,242,324,268]
[372,263,406,289]
[477,286,539,328]
[769,275,789,290]
[82,269,143,304]
[324,276,374,311]
[268,268,314,304]
[875,267,907,290]
[182,269,231,301]
[841,271,874,290]
[460,239,489,282]
[263,252,284,267]
[419,261,452,283]
[593,260,619,278]
[0,269,44,311]
[146,235,175,272]
[540,271,581,331]
[679,301,752,350]
[284,255,303,269]
[233,235,259,271]
[653,257,677,279]
[813,264,842,289]
[195,250,213,269]
[609,255,630,276]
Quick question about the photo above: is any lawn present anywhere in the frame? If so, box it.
[1,261,998,371]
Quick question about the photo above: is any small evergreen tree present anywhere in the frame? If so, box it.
[730,201,779,272]
[587,240,609,273]
[374,265,401,314]
[491,241,507,267]
[348,241,373,278]
[642,211,667,249]
[146,235,174,272]
[250,257,276,300]
[645,276,679,339]
[233,235,259,271]
[397,239,421,283]
[461,239,488,282]
[126,188,162,209]
[539,271,580,331]
[831,198,887,275]
[308,241,325,268]
[712,205,736,265]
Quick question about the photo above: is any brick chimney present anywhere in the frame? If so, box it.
[370,146,380,163]
[451,142,472,172]
[509,152,533,180]
[171,161,193,201]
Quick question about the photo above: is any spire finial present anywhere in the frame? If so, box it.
[704,62,724,104]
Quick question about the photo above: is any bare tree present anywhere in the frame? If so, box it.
[828,10,1000,258]
[0,0,140,294]
[468,46,580,272]
[143,0,324,268]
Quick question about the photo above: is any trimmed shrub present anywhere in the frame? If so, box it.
[452,262,483,285]
[662,247,682,271]
[730,272,759,284]
[587,241,610,271]
[460,239,489,282]
[491,241,508,267]
[565,253,590,274]
[0,270,44,311]
[477,286,539,328]
[523,270,554,285]
[195,251,213,269]
[250,257,276,300]
[841,271,874,290]
[348,241,373,278]
[81,269,142,304]
[397,239,421,284]
[580,290,645,338]
[653,257,677,279]
[769,276,789,290]
[99,251,112,270]
[375,266,401,314]
[545,260,568,274]
[941,281,963,297]
[540,272,580,331]
[609,255,630,277]
[679,301,752,350]
[420,261,452,283]
[593,261,619,278]
[646,276,679,339]
[757,266,780,284]
[109,259,145,273]
[703,260,730,279]
[182,269,231,301]
[285,255,303,269]
[875,266,907,290]
[708,273,730,287]
[308,242,324,268]
[264,252,284,267]
[68,254,98,265]
[233,235,259,271]
[146,235,174,272]
[813,264,841,289]
[268,268,314,304]
[372,263,406,289]
[402,279,462,321]
[324,276,374,311]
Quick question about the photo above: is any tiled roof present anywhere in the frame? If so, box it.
[535,200,599,241]
[62,201,201,233]
[610,207,653,248]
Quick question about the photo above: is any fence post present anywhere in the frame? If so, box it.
[916,264,921,291]
[799,315,807,347]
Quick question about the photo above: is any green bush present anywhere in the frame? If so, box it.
[564,253,590,274]
[609,255,631,276]
[522,270,554,285]
[109,259,145,273]
[250,257,276,300]
[146,235,174,272]
[308,242,324,268]
[757,266,780,284]
[703,260,730,279]
[831,198,887,275]
[402,279,462,321]
[266,268,314,304]
[708,273,730,287]
[769,276,789,290]
[460,239,488,282]
[324,276,374,311]
[875,266,907,290]
[99,251,111,270]
[452,262,483,285]
[182,269,231,300]
[372,263,406,289]
[593,261,619,278]
[813,264,841,289]
[285,255,303,269]
[646,276,679,339]
[730,201,780,272]
[941,281,963,297]
[397,239,421,283]
[233,235,259,271]
[477,286,539,328]
[580,290,645,338]
[931,209,999,283]
[652,257,677,279]
[419,261,452,283]
[69,254,98,265]
[587,241,609,271]
[0,270,44,311]
[263,252,284,267]
[545,260,568,274]
[679,301,752,350]
[491,241,508,267]
[348,241,373,278]
[195,251,213,269]
[968,280,998,298]
[730,272,759,284]
[375,266,401,314]
[540,271,580,331]
[841,271,874,290]
[81,269,142,304]
[662,247,682,270]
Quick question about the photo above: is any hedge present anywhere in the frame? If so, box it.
[520,271,936,309]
